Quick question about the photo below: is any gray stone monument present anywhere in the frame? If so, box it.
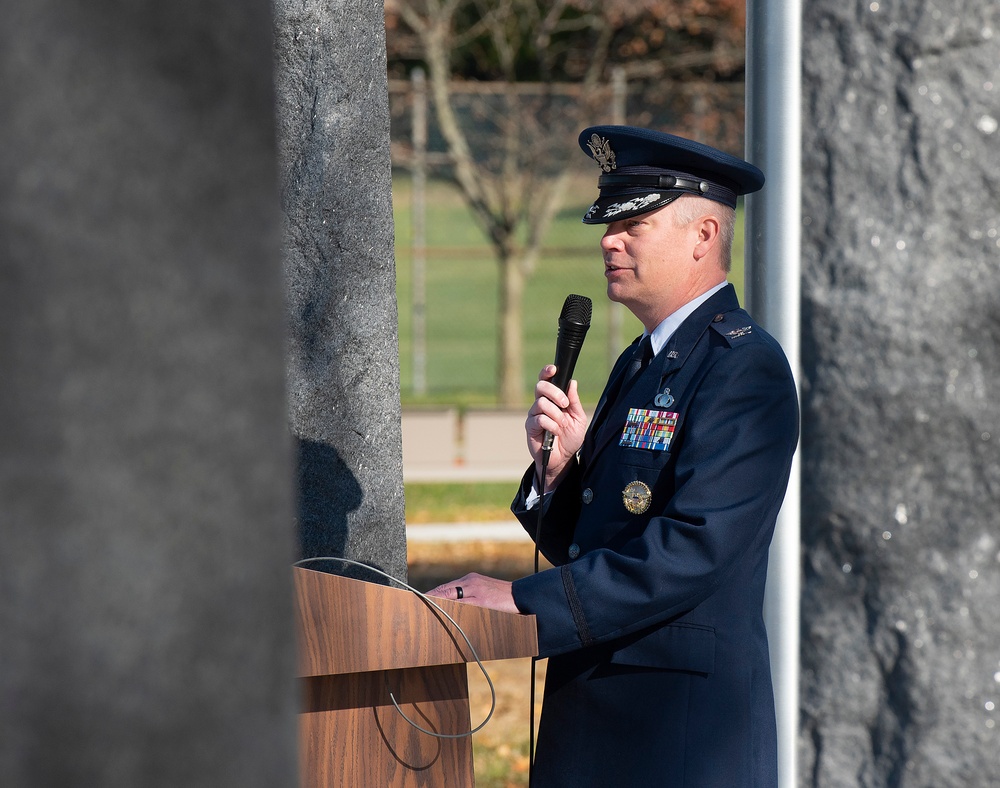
[801,4,1000,785]
[273,0,407,583]
[0,2,298,786]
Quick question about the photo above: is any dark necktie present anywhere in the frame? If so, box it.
[594,334,654,438]
[620,334,654,395]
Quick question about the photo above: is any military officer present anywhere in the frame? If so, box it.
[430,125,799,787]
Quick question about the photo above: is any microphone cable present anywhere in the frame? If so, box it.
[528,446,551,787]
[293,556,497,740]
[528,294,589,785]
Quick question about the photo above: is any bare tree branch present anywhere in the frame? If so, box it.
[388,0,746,404]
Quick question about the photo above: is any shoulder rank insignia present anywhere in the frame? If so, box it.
[623,480,652,515]
[586,133,617,173]
[725,326,753,339]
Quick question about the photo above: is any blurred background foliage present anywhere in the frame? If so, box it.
[385,0,751,515]
[384,0,749,406]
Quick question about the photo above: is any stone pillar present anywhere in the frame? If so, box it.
[0,2,297,786]
[801,4,1000,786]
[273,0,407,582]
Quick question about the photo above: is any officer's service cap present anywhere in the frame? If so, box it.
[578,125,764,224]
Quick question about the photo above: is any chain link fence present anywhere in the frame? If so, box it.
[387,73,746,399]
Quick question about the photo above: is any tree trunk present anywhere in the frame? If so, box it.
[497,250,527,408]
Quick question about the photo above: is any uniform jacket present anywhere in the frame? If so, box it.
[510,284,798,787]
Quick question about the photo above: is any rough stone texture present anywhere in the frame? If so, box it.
[273,0,407,582]
[0,2,298,786]
[801,3,1000,786]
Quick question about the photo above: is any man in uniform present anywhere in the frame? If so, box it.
[430,125,798,787]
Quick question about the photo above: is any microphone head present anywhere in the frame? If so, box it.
[559,294,593,327]
[552,294,592,386]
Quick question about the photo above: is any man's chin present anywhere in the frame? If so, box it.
[606,284,627,305]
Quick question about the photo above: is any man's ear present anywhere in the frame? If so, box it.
[691,215,721,262]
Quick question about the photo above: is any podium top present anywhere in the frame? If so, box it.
[293,567,538,678]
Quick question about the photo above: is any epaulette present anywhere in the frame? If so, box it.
[708,311,757,346]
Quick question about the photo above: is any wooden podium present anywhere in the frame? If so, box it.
[293,567,538,787]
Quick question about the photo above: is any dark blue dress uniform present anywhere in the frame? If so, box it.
[509,127,799,787]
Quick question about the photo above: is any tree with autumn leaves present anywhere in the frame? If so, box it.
[385,0,747,406]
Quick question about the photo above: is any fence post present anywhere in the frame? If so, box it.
[607,67,628,362]
[411,67,428,396]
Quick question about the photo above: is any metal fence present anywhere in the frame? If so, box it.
[387,73,747,172]
[387,72,745,396]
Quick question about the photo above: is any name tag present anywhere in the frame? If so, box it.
[619,408,679,451]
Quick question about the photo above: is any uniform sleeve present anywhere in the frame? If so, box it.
[512,338,799,656]
[511,460,583,566]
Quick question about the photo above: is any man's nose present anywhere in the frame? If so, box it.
[601,226,624,251]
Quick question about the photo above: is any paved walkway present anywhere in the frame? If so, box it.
[402,408,528,482]
[402,409,535,543]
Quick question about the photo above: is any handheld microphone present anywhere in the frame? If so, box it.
[542,294,592,452]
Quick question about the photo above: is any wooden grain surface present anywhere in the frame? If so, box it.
[293,567,537,678]
[300,665,475,787]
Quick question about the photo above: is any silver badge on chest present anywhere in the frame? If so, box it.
[654,388,674,408]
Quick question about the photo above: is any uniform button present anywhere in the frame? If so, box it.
[582,488,594,504]
[713,313,725,323]
[568,544,581,559]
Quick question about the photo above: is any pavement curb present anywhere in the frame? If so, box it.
[406,521,529,543]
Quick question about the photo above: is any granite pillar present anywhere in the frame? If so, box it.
[273,0,407,582]
[0,1,298,785]
[801,3,1000,785]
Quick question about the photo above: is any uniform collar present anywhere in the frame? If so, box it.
[653,283,741,374]
[646,280,729,357]
[586,284,741,461]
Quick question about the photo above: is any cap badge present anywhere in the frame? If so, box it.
[586,133,617,173]
[623,480,652,515]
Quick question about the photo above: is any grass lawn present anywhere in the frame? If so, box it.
[404,481,517,523]
[393,172,745,409]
